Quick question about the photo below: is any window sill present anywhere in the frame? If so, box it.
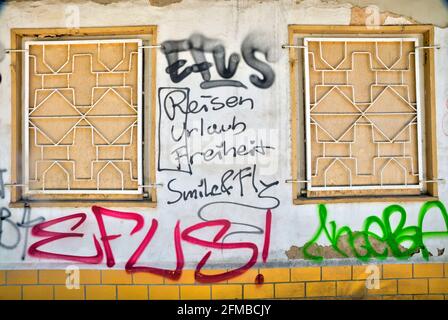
[293,195,438,205]
[9,200,157,208]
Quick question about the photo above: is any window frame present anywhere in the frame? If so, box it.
[10,26,158,208]
[288,25,438,205]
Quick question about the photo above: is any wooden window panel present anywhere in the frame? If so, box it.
[288,25,438,204]
[10,26,158,208]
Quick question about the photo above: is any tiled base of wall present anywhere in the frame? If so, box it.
[1,263,448,300]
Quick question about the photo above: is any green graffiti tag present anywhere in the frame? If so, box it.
[303,201,448,262]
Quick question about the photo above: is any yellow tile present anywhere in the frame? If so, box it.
[367,279,397,295]
[7,270,38,284]
[337,281,366,297]
[0,286,21,300]
[364,295,383,300]
[54,285,85,300]
[429,278,448,294]
[414,264,444,278]
[86,285,116,300]
[382,295,413,300]
[306,282,336,297]
[352,265,382,280]
[39,270,67,284]
[133,272,164,284]
[117,285,148,300]
[258,268,290,283]
[291,267,321,282]
[194,269,229,284]
[54,286,85,300]
[101,270,132,284]
[275,283,305,299]
[383,264,412,279]
[244,284,274,299]
[322,266,351,281]
[180,285,211,300]
[80,270,101,284]
[165,270,196,285]
[398,279,428,294]
[149,285,179,300]
[0,271,5,285]
[23,285,54,300]
[212,285,242,299]
[413,294,444,300]
[227,269,260,284]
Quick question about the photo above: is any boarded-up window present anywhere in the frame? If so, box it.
[10,27,157,207]
[304,38,421,190]
[289,26,438,204]
[26,39,142,194]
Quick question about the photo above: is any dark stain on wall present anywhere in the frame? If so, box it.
[149,0,182,7]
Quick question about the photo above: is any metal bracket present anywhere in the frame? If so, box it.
[285,179,310,184]
[4,49,29,54]
[415,45,441,50]
[3,183,27,187]
[139,45,163,49]
[139,183,164,188]
[419,178,446,184]
[282,44,307,49]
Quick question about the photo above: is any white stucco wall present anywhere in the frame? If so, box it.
[0,0,447,271]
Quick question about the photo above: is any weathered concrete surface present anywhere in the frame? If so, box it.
[322,0,448,27]
[6,0,448,26]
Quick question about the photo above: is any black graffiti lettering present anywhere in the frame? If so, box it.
[162,33,246,89]
[0,207,20,250]
[0,168,5,199]
[166,164,279,206]
[200,80,247,89]
[241,33,276,89]
[188,139,274,165]
[221,169,234,195]
[232,166,253,197]
[161,33,276,89]
[163,89,189,121]
[17,204,45,260]
[212,44,240,79]
[158,88,260,175]
[0,169,45,258]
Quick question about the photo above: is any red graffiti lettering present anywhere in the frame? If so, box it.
[181,219,258,283]
[92,206,144,268]
[28,213,103,264]
[27,207,273,283]
[262,209,272,263]
[126,220,184,280]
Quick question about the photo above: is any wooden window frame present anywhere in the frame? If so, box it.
[289,25,438,205]
[10,26,158,208]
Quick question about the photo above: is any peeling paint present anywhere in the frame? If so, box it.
[286,232,417,260]
[349,5,415,26]
[335,0,448,27]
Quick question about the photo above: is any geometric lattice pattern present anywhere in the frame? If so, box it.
[304,38,422,190]
[25,39,142,194]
